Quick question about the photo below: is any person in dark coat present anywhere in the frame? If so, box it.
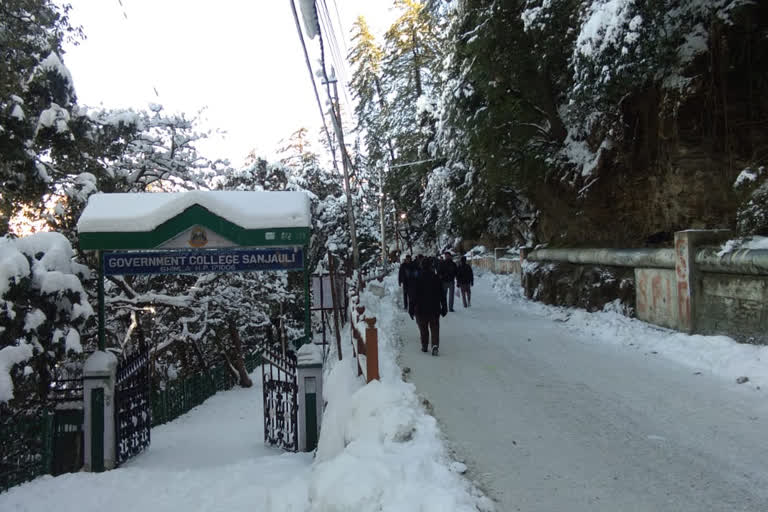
[437,251,458,312]
[410,257,447,356]
[456,256,474,307]
[406,255,423,310]
[398,254,413,310]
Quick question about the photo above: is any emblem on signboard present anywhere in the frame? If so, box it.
[188,226,208,248]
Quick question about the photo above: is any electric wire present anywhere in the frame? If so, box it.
[289,0,337,170]
[317,0,353,111]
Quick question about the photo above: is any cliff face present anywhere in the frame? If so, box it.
[528,4,768,248]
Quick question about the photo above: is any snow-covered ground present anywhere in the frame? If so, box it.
[397,271,768,512]
[0,378,313,511]
[1,275,491,512]
[5,269,768,511]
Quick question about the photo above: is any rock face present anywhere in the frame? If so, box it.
[523,262,635,314]
[528,5,768,248]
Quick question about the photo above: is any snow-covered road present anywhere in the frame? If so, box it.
[397,275,768,512]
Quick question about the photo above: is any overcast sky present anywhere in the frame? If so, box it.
[62,0,396,167]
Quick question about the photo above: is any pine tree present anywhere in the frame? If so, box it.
[0,0,83,233]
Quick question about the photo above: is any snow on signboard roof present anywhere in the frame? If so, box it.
[77,190,311,233]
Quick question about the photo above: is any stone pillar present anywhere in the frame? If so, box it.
[674,230,732,333]
[296,343,324,452]
[83,350,118,471]
[520,247,533,292]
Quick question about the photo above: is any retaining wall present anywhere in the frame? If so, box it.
[526,230,768,343]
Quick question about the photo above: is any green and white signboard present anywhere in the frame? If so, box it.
[77,190,312,350]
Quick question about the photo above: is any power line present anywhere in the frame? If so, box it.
[290,0,361,269]
[288,0,337,170]
[388,158,441,169]
[317,0,353,112]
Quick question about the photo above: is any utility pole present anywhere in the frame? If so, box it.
[379,166,387,265]
[327,77,360,270]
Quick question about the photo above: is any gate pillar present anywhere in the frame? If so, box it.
[83,351,118,471]
[296,344,324,452]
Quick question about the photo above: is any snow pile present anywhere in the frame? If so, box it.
[312,275,493,511]
[485,272,768,389]
[77,190,312,233]
[464,245,488,258]
[718,236,768,255]
[733,166,765,188]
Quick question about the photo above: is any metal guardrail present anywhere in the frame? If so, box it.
[527,248,675,269]
[527,247,768,276]
[695,248,768,275]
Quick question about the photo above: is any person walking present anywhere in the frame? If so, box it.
[456,256,474,307]
[437,251,458,312]
[398,254,413,310]
[411,257,447,356]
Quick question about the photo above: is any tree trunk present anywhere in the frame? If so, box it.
[227,317,253,388]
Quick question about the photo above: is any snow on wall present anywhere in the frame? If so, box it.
[77,191,312,233]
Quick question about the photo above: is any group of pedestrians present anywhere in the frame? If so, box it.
[398,252,474,356]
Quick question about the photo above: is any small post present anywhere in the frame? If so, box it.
[364,317,379,382]
[520,246,532,291]
[296,344,323,452]
[83,351,118,471]
[97,251,105,351]
[303,245,311,345]
[328,255,343,360]
[673,229,732,333]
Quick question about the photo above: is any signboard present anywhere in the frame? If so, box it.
[104,247,304,276]
[157,225,238,249]
[311,274,345,310]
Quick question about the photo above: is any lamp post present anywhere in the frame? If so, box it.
[398,212,412,255]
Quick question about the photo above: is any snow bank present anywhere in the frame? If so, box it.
[718,235,768,255]
[313,274,493,511]
[485,272,768,389]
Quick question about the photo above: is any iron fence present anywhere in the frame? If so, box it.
[262,343,298,451]
[0,413,53,493]
[115,346,152,466]
[151,351,262,427]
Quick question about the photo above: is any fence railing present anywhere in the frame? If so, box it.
[0,413,53,493]
[523,230,768,341]
[348,280,381,383]
[468,248,521,275]
[51,408,84,476]
[0,349,262,494]
[152,350,261,427]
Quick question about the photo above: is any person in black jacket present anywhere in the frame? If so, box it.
[456,256,474,307]
[398,254,413,310]
[410,257,447,356]
[437,251,458,312]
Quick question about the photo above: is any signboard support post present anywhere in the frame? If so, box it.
[304,245,311,345]
[98,250,106,351]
